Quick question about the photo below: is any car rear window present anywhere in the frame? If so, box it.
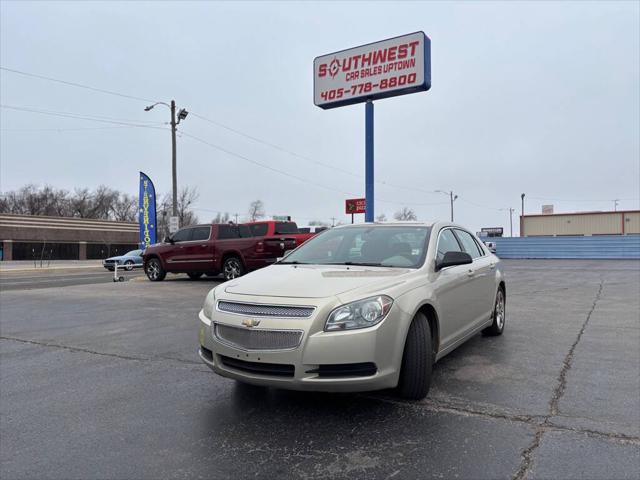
[249,224,268,237]
[275,222,298,234]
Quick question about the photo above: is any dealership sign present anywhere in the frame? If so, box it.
[314,32,431,109]
[345,198,366,215]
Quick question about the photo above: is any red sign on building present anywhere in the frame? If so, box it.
[345,198,366,214]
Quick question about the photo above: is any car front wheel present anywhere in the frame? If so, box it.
[483,287,505,336]
[145,258,166,282]
[124,260,134,271]
[397,312,433,400]
[222,257,244,281]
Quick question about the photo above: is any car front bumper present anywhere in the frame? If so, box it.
[197,302,409,393]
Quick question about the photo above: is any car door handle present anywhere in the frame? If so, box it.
[467,269,475,277]
[489,264,496,270]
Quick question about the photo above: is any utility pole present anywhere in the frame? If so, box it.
[520,193,525,237]
[234,213,239,224]
[144,100,188,228]
[509,208,514,237]
[613,199,619,211]
[330,217,336,227]
[436,190,458,222]
[170,100,177,217]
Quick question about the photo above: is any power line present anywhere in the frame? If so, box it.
[190,111,441,197]
[1,104,168,129]
[0,66,156,103]
[1,66,445,198]
[178,128,449,208]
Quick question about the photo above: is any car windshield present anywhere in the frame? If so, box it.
[124,250,141,257]
[280,225,431,268]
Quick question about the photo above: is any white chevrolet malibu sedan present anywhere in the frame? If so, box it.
[198,222,505,400]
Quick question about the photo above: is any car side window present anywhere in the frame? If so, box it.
[249,224,268,237]
[217,225,240,240]
[238,225,252,238]
[455,229,483,259]
[172,228,192,242]
[191,226,211,241]
[436,229,462,263]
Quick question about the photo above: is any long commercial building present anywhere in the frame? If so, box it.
[0,214,139,261]
[521,210,640,237]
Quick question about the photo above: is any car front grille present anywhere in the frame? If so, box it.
[217,301,314,318]
[214,323,303,351]
[219,355,295,377]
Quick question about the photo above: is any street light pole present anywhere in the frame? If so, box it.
[436,190,458,222]
[509,207,514,237]
[144,100,188,227]
[520,193,525,237]
[170,100,177,217]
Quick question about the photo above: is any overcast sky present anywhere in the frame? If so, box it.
[1,1,638,234]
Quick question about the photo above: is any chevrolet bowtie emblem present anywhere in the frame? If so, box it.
[242,319,261,328]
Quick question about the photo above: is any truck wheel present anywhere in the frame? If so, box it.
[187,272,203,280]
[145,258,166,281]
[397,312,433,400]
[223,257,244,281]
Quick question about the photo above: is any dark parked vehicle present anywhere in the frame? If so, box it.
[142,223,296,281]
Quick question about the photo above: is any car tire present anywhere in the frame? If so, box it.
[222,256,244,281]
[145,258,166,282]
[187,272,203,280]
[124,260,134,271]
[397,312,433,400]
[483,287,505,336]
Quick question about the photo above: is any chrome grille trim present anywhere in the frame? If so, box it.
[213,323,303,351]
[216,301,315,318]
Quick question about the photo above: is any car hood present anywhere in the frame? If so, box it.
[105,256,125,261]
[223,264,412,299]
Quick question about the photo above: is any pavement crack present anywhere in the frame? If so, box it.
[549,280,604,417]
[512,279,605,480]
[0,335,204,368]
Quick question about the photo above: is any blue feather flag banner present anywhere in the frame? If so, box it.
[138,172,157,248]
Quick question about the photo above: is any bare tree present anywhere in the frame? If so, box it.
[376,213,387,222]
[248,200,265,221]
[393,207,417,221]
[308,219,329,227]
[212,212,230,224]
[111,193,137,222]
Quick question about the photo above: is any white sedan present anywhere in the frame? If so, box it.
[198,222,505,400]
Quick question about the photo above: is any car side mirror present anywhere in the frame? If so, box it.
[164,236,174,244]
[436,251,473,271]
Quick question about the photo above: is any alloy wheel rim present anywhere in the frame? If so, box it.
[224,260,240,279]
[148,261,159,279]
[495,291,505,329]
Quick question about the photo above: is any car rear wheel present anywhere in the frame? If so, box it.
[145,258,166,282]
[187,272,203,280]
[483,287,505,336]
[223,257,244,281]
[124,260,134,271]
[397,312,433,400]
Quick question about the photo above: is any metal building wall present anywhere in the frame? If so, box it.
[495,235,640,259]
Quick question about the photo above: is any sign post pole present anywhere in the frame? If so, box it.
[365,100,374,222]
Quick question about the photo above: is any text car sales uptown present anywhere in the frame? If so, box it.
[317,39,421,102]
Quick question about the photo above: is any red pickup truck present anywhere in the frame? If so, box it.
[245,221,316,246]
[142,223,296,282]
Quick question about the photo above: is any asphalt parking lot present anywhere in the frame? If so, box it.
[1,260,639,479]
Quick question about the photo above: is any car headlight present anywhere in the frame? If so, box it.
[325,295,393,331]
[203,288,216,319]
